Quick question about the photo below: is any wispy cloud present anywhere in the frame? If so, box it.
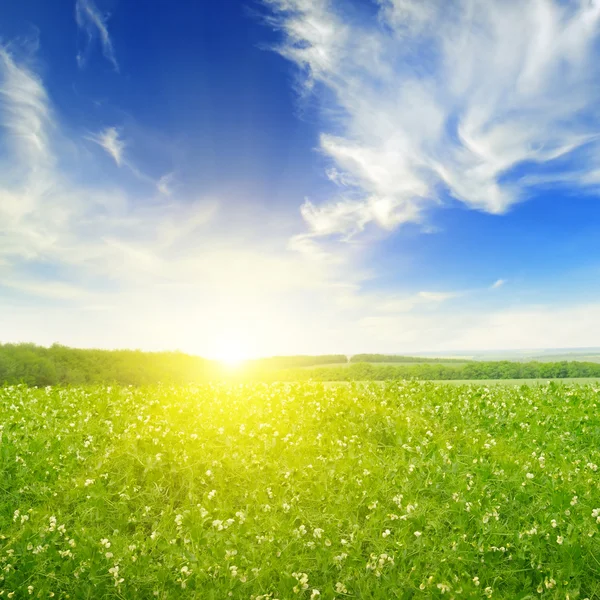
[157,173,174,196]
[335,288,460,315]
[351,301,600,355]
[0,46,210,279]
[492,279,507,289]
[442,302,600,352]
[89,126,125,166]
[266,0,600,243]
[88,127,177,195]
[3,23,597,357]
[0,46,52,165]
[75,0,119,71]
[0,44,372,357]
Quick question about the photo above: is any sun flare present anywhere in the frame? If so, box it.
[213,337,250,368]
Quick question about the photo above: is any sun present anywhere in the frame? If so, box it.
[213,337,250,369]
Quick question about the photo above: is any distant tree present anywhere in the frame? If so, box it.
[2,343,600,386]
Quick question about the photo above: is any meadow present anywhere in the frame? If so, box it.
[2,381,600,598]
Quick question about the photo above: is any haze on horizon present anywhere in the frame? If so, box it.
[2,0,600,361]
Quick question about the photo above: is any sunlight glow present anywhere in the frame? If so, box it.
[213,337,250,369]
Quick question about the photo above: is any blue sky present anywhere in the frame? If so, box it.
[1,0,600,358]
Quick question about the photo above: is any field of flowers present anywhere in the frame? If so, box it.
[2,382,600,599]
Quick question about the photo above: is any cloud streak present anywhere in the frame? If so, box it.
[75,0,119,71]
[0,45,207,279]
[88,126,177,195]
[266,0,600,242]
[0,43,377,358]
[0,47,52,165]
[89,126,125,166]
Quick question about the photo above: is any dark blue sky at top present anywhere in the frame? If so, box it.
[2,0,600,308]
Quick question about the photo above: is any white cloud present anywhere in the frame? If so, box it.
[491,279,506,289]
[299,197,371,238]
[157,173,174,196]
[441,303,600,352]
[347,301,600,355]
[267,0,600,241]
[0,46,376,357]
[88,129,176,197]
[2,30,599,358]
[75,0,119,71]
[0,47,52,165]
[89,126,125,166]
[0,49,211,278]
[333,288,459,315]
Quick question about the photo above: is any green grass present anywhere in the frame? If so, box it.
[2,381,600,598]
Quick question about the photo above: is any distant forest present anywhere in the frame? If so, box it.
[273,361,600,382]
[0,344,346,386]
[349,354,469,363]
[1,343,600,386]
[246,355,347,369]
[0,343,213,386]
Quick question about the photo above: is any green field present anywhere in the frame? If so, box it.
[3,381,600,598]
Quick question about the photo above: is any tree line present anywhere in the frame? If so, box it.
[246,355,347,369]
[273,361,600,381]
[349,354,469,363]
[0,343,215,386]
[2,343,600,386]
[0,344,346,386]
